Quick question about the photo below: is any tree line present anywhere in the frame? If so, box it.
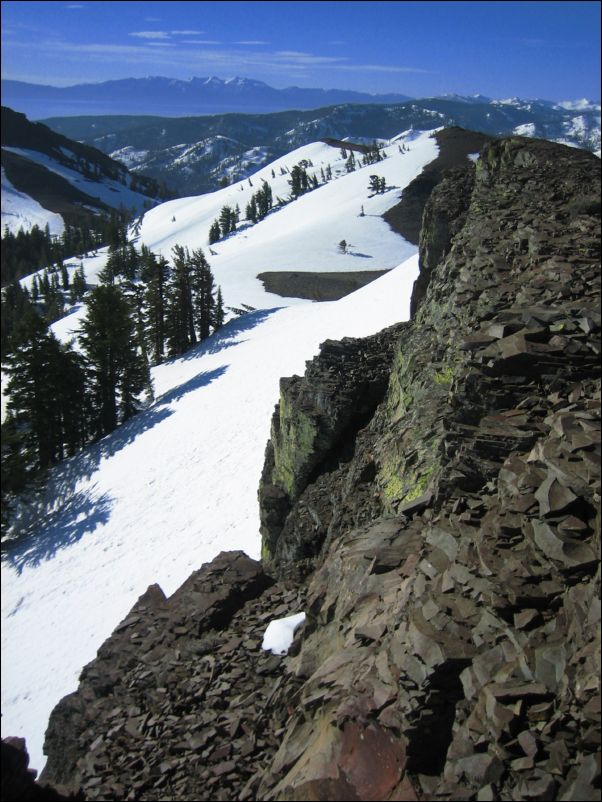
[1,213,136,288]
[1,242,225,527]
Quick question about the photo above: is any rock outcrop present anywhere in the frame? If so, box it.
[33,135,600,801]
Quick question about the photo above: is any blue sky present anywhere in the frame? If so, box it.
[2,1,600,100]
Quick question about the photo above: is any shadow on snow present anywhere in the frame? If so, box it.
[156,366,228,406]
[177,307,282,361]
[5,487,113,575]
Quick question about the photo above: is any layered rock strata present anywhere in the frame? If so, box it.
[35,136,600,801]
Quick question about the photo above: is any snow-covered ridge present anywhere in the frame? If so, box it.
[134,131,439,310]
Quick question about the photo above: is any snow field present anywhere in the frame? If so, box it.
[135,130,439,308]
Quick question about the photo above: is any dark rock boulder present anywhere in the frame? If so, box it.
[1,738,82,801]
[259,326,404,566]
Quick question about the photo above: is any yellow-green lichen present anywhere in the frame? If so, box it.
[400,467,434,505]
[261,539,271,562]
[272,397,318,497]
[380,464,435,507]
[433,366,454,386]
[383,473,404,500]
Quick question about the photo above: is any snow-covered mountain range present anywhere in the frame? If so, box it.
[1,107,168,236]
[1,128,440,772]
[41,92,601,196]
[2,76,412,118]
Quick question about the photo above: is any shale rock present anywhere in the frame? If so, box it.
[40,552,306,800]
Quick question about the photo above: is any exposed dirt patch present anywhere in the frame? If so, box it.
[257,270,389,301]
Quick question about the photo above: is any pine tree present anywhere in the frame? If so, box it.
[164,245,196,357]
[256,181,273,219]
[209,219,221,245]
[70,265,87,303]
[4,317,89,468]
[79,284,150,436]
[42,270,51,297]
[60,261,69,290]
[219,206,235,238]
[1,415,33,527]
[213,287,225,332]
[345,152,356,173]
[288,164,310,199]
[246,197,258,224]
[190,249,215,341]
[141,247,169,365]
[326,164,332,181]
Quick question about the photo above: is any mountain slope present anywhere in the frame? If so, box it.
[10,135,600,800]
[42,96,601,196]
[24,129,440,347]
[1,107,168,234]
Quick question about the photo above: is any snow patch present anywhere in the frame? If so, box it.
[513,123,537,137]
[262,613,306,654]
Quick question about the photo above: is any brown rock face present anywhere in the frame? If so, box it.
[39,135,600,801]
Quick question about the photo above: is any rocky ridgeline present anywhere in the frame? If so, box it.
[254,137,600,800]
[8,135,600,801]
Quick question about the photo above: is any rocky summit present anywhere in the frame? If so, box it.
[8,135,600,801]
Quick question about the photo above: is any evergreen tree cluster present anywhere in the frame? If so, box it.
[245,180,273,223]
[345,152,357,173]
[368,175,387,194]
[288,163,318,199]
[208,204,240,244]
[361,143,385,166]
[1,212,130,288]
[1,241,225,526]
